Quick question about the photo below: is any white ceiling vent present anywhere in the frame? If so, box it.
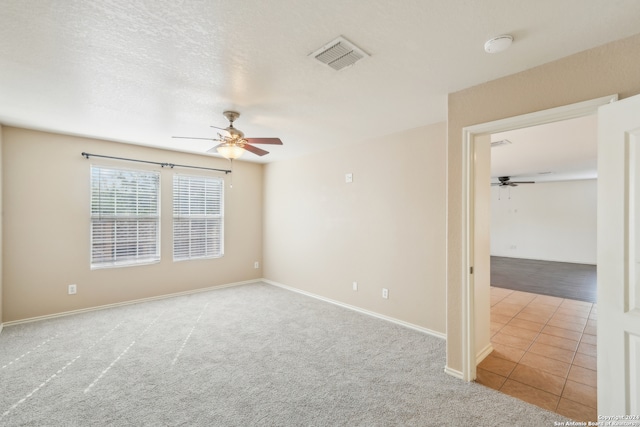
[310,36,370,71]
[491,139,512,148]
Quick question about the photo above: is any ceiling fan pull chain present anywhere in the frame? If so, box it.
[229,159,234,188]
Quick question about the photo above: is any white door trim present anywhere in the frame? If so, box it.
[459,94,618,382]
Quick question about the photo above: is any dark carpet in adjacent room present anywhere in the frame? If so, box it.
[490,256,597,303]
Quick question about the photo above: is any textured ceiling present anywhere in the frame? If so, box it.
[1,1,639,164]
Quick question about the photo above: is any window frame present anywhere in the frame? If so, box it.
[172,173,225,262]
[90,165,161,269]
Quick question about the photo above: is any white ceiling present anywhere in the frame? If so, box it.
[1,1,639,165]
[491,114,598,183]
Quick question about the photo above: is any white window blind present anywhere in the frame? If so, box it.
[173,174,224,261]
[90,166,160,268]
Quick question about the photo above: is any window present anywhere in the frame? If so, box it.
[173,174,224,261]
[90,166,160,268]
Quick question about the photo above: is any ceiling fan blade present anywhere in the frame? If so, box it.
[243,143,270,156]
[510,181,535,184]
[172,136,220,141]
[245,137,283,145]
[206,143,223,153]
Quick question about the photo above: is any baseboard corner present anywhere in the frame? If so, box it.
[476,343,494,364]
[444,365,464,379]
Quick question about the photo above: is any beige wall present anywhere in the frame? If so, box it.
[2,127,264,322]
[447,33,640,373]
[491,179,597,264]
[0,124,3,329]
[263,122,447,334]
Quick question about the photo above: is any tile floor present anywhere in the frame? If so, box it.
[476,287,597,422]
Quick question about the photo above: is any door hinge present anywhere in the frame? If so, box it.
[470,266,474,274]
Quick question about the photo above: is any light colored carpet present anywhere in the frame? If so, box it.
[0,282,565,426]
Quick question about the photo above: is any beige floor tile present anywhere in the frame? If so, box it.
[532,295,564,307]
[562,380,597,409]
[572,353,597,371]
[475,368,507,390]
[503,294,537,305]
[555,306,591,319]
[519,352,571,378]
[568,365,597,388]
[490,343,526,363]
[535,333,579,352]
[556,398,598,423]
[577,342,597,357]
[506,317,544,332]
[528,341,575,364]
[492,331,535,351]
[516,310,553,324]
[499,325,540,341]
[522,304,558,315]
[491,313,513,324]
[509,364,566,396]
[540,325,582,342]
[490,322,504,337]
[478,354,517,377]
[500,379,560,412]
[550,312,588,326]
[580,334,597,346]
[546,318,586,332]
[493,302,526,317]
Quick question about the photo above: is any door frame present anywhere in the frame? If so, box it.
[460,94,618,381]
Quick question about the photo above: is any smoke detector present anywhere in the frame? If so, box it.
[484,35,513,53]
[310,36,370,71]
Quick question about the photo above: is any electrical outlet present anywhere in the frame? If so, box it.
[352,281,358,291]
[345,173,353,183]
[254,261,259,269]
[382,288,389,299]
[68,284,77,295]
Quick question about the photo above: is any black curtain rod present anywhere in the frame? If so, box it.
[81,152,231,174]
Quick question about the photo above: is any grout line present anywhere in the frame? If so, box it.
[491,290,598,413]
[486,287,598,418]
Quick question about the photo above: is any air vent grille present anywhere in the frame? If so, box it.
[491,139,512,148]
[310,36,369,71]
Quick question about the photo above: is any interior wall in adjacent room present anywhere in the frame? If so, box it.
[2,127,264,323]
[263,122,447,335]
[491,179,597,265]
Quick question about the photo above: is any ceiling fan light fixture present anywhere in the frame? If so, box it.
[217,143,245,160]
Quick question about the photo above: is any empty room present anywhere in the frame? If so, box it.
[1,1,640,425]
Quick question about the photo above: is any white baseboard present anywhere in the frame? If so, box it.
[263,279,446,340]
[3,279,258,327]
[476,343,494,364]
[444,366,464,379]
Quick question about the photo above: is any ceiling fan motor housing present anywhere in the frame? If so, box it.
[222,111,244,139]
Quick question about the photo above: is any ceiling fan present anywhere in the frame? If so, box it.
[492,176,535,187]
[173,111,283,159]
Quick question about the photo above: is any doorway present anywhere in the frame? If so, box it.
[459,94,617,382]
